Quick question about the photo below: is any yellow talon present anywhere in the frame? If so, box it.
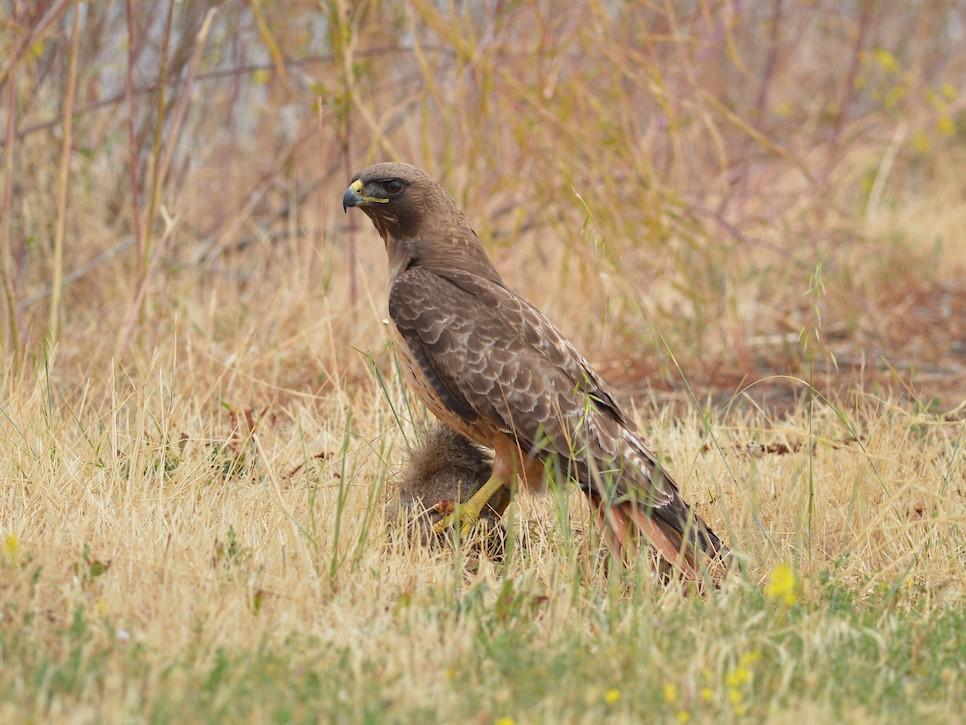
[432,474,506,538]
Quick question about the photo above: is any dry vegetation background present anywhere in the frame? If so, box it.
[0,1,963,722]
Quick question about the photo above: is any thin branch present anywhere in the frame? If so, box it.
[333,0,359,310]
[754,0,784,127]
[47,3,82,345]
[18,237,135,312]
[0,0,70,93]
[832,0,874,146]
[140,0,175,288]
[125,0,144,276]
[249,0,290,89]
[1,51,20,364]
[156,9,217,195]
[2,46,453,148]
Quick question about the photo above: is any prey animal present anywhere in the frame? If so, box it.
[386,423,510,539]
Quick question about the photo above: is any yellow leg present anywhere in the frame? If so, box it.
[432,474,506,538]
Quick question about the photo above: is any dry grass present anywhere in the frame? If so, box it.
[0,1,964,722]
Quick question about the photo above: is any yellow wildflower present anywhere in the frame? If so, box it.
[725,667,750,688]
[912,130,931,154]
[872,48,899,73]
[765,563,798,606]
[3,533,19,558]
[937,116,956,137]
[941,82,956,101]
[728,688,743,705]
[663,683,678,705]
[604,689,621,705]
[700,687,714,702]
[676,711,690,722]
[739,651,762,667]
[495,718,515,725]
[734,703,748,716]
[884,84,907,109]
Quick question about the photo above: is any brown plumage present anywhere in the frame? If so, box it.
[385,423,510,538]
[344,162,728,580]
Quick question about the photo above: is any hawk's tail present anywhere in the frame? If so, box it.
[591,490,729,583]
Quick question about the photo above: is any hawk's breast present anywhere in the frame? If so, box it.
[388,321,497,447]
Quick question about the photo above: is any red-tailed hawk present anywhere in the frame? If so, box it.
[343,162,727,579]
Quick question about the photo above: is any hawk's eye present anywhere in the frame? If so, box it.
[384,179,404,195]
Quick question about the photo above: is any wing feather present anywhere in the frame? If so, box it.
[388,266,676,509]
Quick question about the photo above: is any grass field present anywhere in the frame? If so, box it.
[1,2,964,722]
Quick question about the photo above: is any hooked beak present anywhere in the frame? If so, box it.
[342,179,364,212]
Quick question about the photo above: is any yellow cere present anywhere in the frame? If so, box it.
[351,178,390,204]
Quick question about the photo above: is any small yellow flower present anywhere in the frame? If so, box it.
[604,689,621,705]
[937,116,956,137]
[912,130,932,154]
[725,667,750,688]
[700,687,714,702]
[884,83,907,109]
[941,82,957,101]
[663,683,678,705]
[734,703,748,717]
[765,563,798,606]
[3,533,19,557]
[872,48,899,73]
[676,711,690,722]
[739,651,762,667]
[728,688,743,705]
[495,718,515,725]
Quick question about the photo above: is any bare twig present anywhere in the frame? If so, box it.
[48,4,82,345]
[1,47,20,364]
[139,0,175,298]
[754,0,784,127]
[18,237,135,312]
[832,0,874,146]
[249,0,290,90]
[115,223,175,358]
[0,0,70,93]
[156,9,217,196]
[333,0,359,311]
[2,46,452,148]
[865,123,907,222]
[125,0,144,276]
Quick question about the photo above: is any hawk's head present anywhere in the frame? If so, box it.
[342,162,457,239]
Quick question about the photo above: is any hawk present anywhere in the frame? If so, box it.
[343,162,727,578]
